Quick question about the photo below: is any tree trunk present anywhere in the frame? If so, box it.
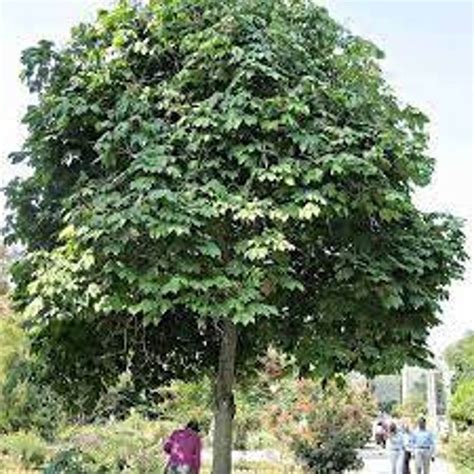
[211,319,237,474]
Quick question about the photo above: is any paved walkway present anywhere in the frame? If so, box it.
[358,446,454,474]
[202,447,455,473]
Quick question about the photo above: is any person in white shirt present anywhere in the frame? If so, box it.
[400,421,414,474]
[411,417,435,474]
[387,422,405,474]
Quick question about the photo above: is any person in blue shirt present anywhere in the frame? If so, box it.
[411,417,435,474]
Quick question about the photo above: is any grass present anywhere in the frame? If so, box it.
[0,455,40,473]
[0,454,303,474]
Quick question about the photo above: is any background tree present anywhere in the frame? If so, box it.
[449,380,474,428]
[393,394,427,424]
[5,0,466,471]
[371,375,402,414]
[0,242,18,315]
[0,244,11,297]
[445,332,474,431]
[445,331,474,390]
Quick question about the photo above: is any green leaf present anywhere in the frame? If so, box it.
[198,242,222,258]
[298,203,321,220]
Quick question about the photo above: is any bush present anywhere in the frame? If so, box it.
[44,413,169,473]
[450,380,474,428]
[0,309,25,385]
[0,430,48,468]
[0,357,65,440]
[265,378,376,473]
[447,431,474,473]
[43,448,105,474]
[296,436,363,473]
[0,308,65,440]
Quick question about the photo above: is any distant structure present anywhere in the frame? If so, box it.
[367,364,446,432]
[372,374,401,411]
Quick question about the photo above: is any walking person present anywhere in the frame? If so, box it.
[375,420,388,448]
[164,420,202,474]
[412,417,435,474]
[401,421,414,474]
[387,422,404,474]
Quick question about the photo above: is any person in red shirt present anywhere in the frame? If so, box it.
[164,420,202,474]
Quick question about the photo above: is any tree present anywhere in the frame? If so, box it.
[5,0,465,471]
[372,375,402,413]
[445,332,474,390]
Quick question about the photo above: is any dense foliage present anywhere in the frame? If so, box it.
[5,0,466,415]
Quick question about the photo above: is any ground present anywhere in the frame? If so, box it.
[201,447,455,473]
[359,446,454,474]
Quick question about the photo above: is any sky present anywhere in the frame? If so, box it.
[0,0,472,354]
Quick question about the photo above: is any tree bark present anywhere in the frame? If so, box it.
[211,319,237,474]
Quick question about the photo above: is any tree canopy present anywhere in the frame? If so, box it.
[5,0,465,414]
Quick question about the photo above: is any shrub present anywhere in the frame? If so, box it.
[447,431,474,473]
[45,413,169,473]
[0,430,48,468]
[0,307,65,440]
[265,378,376,473]
[43,448,105,474]
[0,309,25,385]
[0,357,65,440]
[296,436,363,473]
